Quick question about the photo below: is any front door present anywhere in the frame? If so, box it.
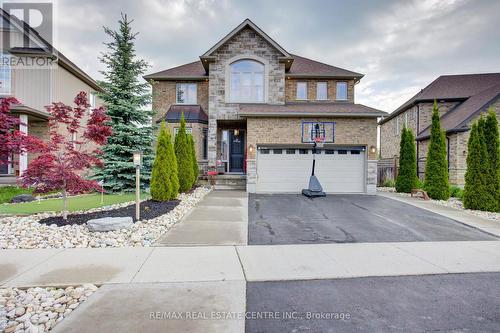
[229,130,245,173]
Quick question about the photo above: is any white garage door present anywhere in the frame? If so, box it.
[256,147,365,193]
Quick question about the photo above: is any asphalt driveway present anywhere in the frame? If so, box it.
[246,272,500,332]
[248,194,497,244]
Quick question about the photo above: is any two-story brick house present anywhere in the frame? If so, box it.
[0,9,104,184]
[145,19,386,194]
[379,73,500,186]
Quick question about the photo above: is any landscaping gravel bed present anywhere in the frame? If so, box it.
[0,284,98,333]
[377,187,500,222]
[39,199,180,226]
[0,186,211,249]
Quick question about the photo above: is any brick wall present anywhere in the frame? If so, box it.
[151,80,209,123]
[285,79,355,103]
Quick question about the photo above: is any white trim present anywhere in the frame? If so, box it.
[225,55,269,104]
[19,114,28,176]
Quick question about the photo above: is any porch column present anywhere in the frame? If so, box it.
[208,118,217,168]
[19,114,28,176]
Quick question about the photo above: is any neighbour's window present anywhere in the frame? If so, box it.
[404,112,408,128]
[176,83,197,104]
[89,92,96,109]
[286,149,295,154]
[394,117,400,136]
[316,82,327,100]
[296,82,308,100]
[174,127,193,136]
[202,128,208,160]
[273,149,283,154]
[336,82,347,100]
[338,150,348,154]
[0,53,11,95]
[230,59,264,102]
[260,149,270,154]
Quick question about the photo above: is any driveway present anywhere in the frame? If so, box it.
[249,194,497,244]
[246,272,500,332]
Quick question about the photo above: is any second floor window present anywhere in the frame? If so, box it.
[89,92,96,109]
[336,82,347,100]
[296,82,308,100]
[230,59,264,102]
[176,83,197,104]
[316,82,327,100]
[0,54,11,95]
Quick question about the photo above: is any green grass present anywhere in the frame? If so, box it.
[0,192,149,215]
[0,186,34,204]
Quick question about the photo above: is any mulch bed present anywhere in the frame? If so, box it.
[38,199,180,227]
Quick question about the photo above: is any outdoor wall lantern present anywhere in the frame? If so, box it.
[234,129,240,136]
[132,151,142,221]
[369,146,377,154]
[248,144,254,153]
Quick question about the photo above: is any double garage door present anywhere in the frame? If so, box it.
[256,147,365,193]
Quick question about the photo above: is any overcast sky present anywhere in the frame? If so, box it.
[52,0,500,113]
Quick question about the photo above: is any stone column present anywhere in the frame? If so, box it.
[208,118,217,168]
[367,160,377,194]
[19,114,28,176]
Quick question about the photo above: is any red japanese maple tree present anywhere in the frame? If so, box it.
[0,97,46,167]
[22,92,112,219]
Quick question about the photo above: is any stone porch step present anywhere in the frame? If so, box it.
[214,174,247,190]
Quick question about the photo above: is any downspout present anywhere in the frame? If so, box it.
[416,105,420,178]
[446,136,450,171]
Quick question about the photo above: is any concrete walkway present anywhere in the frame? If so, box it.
[155,190,248,246]
[2,241,500,287]
[378,192,500,237]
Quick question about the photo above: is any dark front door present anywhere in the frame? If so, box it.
[229,130,245,173]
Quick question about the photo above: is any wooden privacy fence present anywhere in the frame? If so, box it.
[377,157,397,186]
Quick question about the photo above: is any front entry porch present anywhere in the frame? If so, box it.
[213,120,247,175]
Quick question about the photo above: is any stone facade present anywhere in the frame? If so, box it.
[381,98,500,185]
[285,79,355,103]
[207,27,286,166]
[151,80,209,123]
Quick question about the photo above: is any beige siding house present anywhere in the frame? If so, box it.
[0,10,103,184]
[145,19,386,194]
[379,73,500,186]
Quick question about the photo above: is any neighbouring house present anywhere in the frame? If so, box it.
[379,73,500,186]
[145,19,386,194]
[0,9,104,184]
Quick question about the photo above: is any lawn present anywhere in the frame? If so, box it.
[0,192,149,215]
[0,186,34,204]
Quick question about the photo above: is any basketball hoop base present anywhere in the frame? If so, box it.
[301,175,326,198]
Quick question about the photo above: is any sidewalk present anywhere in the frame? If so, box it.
[378,192,500,237]
[2,241,500,287]
[155,190,248,246]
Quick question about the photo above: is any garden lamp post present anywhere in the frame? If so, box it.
[133,151,142,221]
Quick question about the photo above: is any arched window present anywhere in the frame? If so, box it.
[230,59,264,102]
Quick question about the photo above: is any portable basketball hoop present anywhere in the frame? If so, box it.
[302,125,326,198]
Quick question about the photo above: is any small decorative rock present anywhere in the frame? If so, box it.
[0,285,97,332]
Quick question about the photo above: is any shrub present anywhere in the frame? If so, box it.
[150,122,178,201]
[463,120,497,211]
[483,108,500,211]
[415,179,424,189]
[423,101,450,200]
[381,179,395,187]
[449,185,463,199]
[188,135,199,187]
[396,128,418,193]
[174,113,194,192]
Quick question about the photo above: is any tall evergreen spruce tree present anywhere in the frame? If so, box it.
[150,122,171,201]
[483,108,500,211]
[396,128,418,193]
[95,13,153,192]
[188,135,199,187]
[175,114,194,192]
[423,101,450,200]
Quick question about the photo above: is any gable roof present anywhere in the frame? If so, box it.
[144,55,363,81]
[379,73,500,125]
[200,18,292,71]
[416,83,500,140]
[0,9,103,92]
